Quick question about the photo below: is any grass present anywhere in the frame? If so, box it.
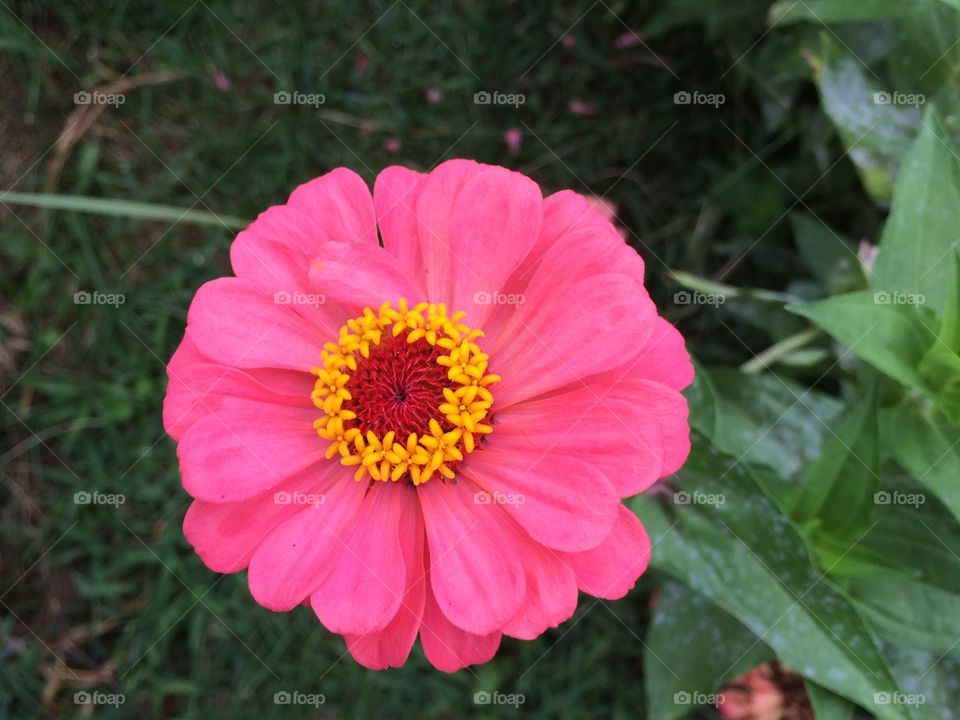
[0,1,873,717]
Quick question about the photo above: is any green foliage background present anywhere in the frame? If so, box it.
[2,1,960,718]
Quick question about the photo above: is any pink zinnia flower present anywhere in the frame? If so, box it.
[718,662,813,720]
[163,160,692,671]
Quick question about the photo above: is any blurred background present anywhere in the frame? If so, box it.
[2,1,959,718]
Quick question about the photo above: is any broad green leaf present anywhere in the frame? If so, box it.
[787,290,938,392]
[632,438,915,719]
[815,35,921,201]
[873,108,960,315]
[917,252,960,422]
[645,581,773,720]
[883,646,960,719]
[892,0,960,92]
[708,369,842,484]
[0,191,250,229]
[853,577,960,654]
[790,380,879,539]
[805,681,855,720]
[684,359,718,440]
[884,401,960,524]
[789,212,863,295]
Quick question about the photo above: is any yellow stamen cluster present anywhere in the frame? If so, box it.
[311,299,499,485]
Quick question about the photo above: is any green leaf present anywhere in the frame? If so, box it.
[837,485,960,654]
[644,581,773,720]
[787,290,938,392]
[891,1,960,92]
[884,646,960,719]
[872,108,960,315]
[789,212,863,295]
[852,576,960,654]
[790,380,880,539]
[707,369,843,485]
[684,359,718,440]
[769,0,910,25]
[805,681,855,720]
[884,401,960,524]
[632,437,915,719]
[0,191,250,229]
[917,251,960,423]
[814,35,921,201]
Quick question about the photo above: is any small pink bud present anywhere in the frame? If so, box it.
[614,31,643,49]
[504,128,523,156]
[212,70,230,92]
[568,98,597,116]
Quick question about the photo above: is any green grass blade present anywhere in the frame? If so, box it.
[0,191,249,230]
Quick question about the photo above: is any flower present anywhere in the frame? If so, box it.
[163,160,692,671]
[717,661,813,720]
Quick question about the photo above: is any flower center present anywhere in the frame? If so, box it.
[311,299,499,485]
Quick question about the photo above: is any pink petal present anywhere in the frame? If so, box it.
[414,158,484,302]
[463,446,619,551]
[418,478,526,635]
[598,316,694,392]
[502,540,578,640]
[344,495,427,669]
[178,397,326,503]
[186,277,322,371]
[183,462,340,573]
[247,477,367,611]
[311,485,409,635]
[565,506,651,599]
[229,169,377,339]
[492,382,664,497]
[286,168,378,246]
[493,377,689,496]
[632,379,691,476]
[308,240,425,310]
[374,166,426,277]
[230,204,324,293]
[420,573,501,672]
[492,271,656,406]
[163,334,312,441]
[447,166,543,327]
